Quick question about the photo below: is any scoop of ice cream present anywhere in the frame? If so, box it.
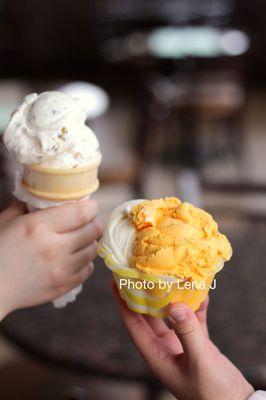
[3,91,101,168]
[130,198,232,282]
[100,197,232,282]
[101,199,144,266]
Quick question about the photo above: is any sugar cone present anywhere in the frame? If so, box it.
[22,155,101,201]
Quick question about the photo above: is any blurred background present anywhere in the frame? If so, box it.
[0,0,266,399]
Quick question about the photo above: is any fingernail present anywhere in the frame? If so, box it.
[168,306,187,322]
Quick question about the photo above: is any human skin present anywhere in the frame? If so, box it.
[0,200,101,319]
[114,285,255,400]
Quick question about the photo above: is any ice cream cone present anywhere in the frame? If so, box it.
[4,90,103,309]
[22,155,101,201]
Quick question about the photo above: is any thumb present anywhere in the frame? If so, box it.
[167,303,206,359]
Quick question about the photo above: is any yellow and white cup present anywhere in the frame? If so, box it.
[98,240,217,318]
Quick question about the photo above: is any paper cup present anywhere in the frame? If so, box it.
[22,155,101,201]
[114,273,215,318]
[99,240,218,318]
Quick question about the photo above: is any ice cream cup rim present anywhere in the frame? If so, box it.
[98,239,188,284]
[98,239,223,283]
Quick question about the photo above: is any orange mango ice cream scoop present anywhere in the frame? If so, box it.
[130,197,232,283]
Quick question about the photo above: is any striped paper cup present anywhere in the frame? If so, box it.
[98,240,216,318]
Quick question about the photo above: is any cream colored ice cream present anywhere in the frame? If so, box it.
[3,90,102,201]
[3,91,100,168]
[101,199,144,267]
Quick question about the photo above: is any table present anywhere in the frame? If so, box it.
[1,212,266,395]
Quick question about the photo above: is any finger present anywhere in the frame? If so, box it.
[144,315,170,337]
[64,219,102,253]
[0,201,27,224]
[144,315,183,355]
[69,242,98,273]
[66,262,94,292]
[114,282,182,378]
[195,296,209,338]
[167,302,206,359]
[36,200,98,233]
[113,282,157,347]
